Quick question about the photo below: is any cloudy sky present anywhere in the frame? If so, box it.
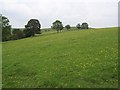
[0,0,119,28]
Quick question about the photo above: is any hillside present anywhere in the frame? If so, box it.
[2,27,118,88]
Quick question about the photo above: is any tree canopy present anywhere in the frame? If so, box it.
[1,15,90,42]
[65,25,71,30]
[52,20,64,32]
[76,24,81,29]
[2,16,11,41]
[24,19,41,37]
[81,22,89,29]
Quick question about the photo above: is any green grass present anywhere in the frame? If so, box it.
[2,27,118,88]
[0,42,2,89]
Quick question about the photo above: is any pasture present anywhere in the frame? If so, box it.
[2,27,118,88]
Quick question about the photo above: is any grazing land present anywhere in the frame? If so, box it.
[2,27,118,88]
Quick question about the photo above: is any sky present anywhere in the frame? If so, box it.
[0,0,119,28]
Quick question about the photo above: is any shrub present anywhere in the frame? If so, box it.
[12,29,25,40]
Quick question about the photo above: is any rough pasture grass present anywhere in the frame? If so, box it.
[2,27,118,88]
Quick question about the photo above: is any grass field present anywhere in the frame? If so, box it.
[2,27,118,88]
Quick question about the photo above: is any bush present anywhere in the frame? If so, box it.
[65,25,71,30]
[2,28,11,41]
[12,29,25,40]
[23,28,32,37]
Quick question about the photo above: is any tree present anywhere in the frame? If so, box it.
[65,25,71,30]
[12,29,25,40]
[0,15,2,42]
[76,24,81,29]
[81,22,89,29]
[2,16,11,41]
[24,19,41,37]
[52,20,64,32]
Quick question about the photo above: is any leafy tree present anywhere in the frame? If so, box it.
[23,28,31,37]
[65,25,71,30]
[81,22,89,29]
[52,20,64,32]
[25,19,41,37]
[2,16,11,41]
[0,15,2,42]
[76,24,81,29]
[12,29,25,40]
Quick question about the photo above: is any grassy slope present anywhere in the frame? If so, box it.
[2,28,118,88]
[0,43,2,89]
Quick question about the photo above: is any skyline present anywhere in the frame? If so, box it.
[0,0,119,28]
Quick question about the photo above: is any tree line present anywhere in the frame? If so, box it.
[1,16,89,41]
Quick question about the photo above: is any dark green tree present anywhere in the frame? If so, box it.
[2,16,11,41]
[12,29,25,40]
[76,24,81,29]
[24,19,41,37]
[52,20,64,32]
[81,22,89,29]
[0,15,2,42]
[65,25,71,30]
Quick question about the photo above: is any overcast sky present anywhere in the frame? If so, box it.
[0,0,119,28]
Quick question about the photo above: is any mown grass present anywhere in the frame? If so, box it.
[2,27,118,88]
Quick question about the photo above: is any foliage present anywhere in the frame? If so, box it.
[52,20,64,32]
[25,19,41,37]
[12,29,25,40]
[81,22,89,29]
[65,25,71,30]
[23,28,31,37]
[2,27,118,88]
[76,24,81,29]
[2,16,11,41]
